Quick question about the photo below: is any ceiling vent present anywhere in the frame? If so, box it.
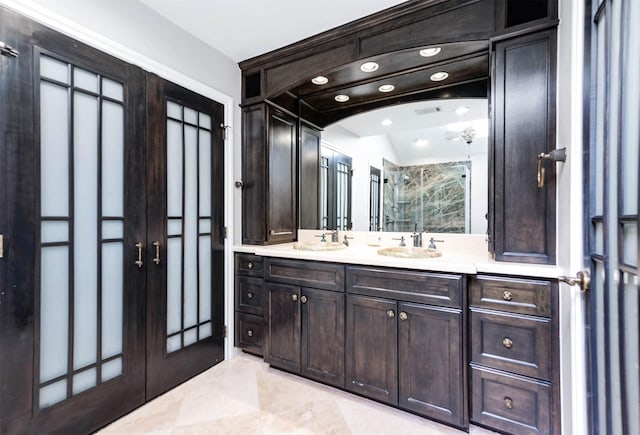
[414,106,442,115]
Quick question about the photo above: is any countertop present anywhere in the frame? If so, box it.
[234,231,564,279]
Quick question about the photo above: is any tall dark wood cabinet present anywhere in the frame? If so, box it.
[299,124,321,229]
[242,104,297,245]
[491,28,557,264]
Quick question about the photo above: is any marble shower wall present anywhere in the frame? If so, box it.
[383,159,470,233]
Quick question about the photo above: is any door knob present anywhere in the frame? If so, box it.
[300,295,308,304]
[399,312,408,321]
[386,310,395,319]
[558,270,590,292]
[291,293,298,302]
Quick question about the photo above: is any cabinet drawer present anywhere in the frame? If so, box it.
[235,276,264,316]
[346,266,462,308]
[471,308,551,380]
[471,366,553,435]
[235,253,264,277]
[235,312,264,356]
[470,275,553,317]
[265,258,344,291]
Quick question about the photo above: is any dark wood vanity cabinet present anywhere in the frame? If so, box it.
[234,254,266,356]
[491,28,557,264]
[264,258,346,388]
[241,104,297,245]
[346,267,467,429]
[469,274,559,435]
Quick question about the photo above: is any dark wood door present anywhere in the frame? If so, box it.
[398,302,465,428]
[492,29,557,264]
[265,283,301,373]
[584,1,640,433]
[145,74,225,399]
[345,294,397,405]
[301,287,345,388]
[0,6,146,433]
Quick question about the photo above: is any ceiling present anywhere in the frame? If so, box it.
[138,0,408,62]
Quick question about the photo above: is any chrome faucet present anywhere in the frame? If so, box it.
[411,231,423,248]
[329,229,339,243]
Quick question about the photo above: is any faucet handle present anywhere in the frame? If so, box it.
[428,238,445,249]
[342,235,353,246]
[392,236,406,247]
[315,233,327,242]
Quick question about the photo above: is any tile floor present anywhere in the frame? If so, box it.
[98,353,498,435]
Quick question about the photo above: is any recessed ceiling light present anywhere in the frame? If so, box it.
[311,76,328,85]
[419,47,441,57]
[415,139,428,147]
[360,61,379,72]
[378,84,395,93]
[430,71,449,82]
[455,106,470,115]
[381,119,393,126]
[335,94,350,102]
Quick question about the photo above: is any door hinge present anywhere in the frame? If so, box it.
[224,227,228,239]
[220,124,231,141]
[224,325,228,338]
[0,41,19,58]
[0,234,4,258]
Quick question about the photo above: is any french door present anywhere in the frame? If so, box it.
[585,0,639,434]
[0,6,224,434]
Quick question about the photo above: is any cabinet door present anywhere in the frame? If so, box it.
[299,124,320,229]
[398,302,466,428]
[345,295,398,405]
[265,283,301,372]
[492,29,557,264]
[301,288,345,388]
[267,107,297,243]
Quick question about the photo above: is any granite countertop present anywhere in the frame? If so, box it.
[234,231,563,279]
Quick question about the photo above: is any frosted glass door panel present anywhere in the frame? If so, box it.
[38,54,126,409]
[164,100,215,354]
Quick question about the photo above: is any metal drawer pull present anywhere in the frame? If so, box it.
[502,290,512,301]
[152,241,161,265]
[387,310,395,319]
[399,312,408,321]
[247,292,254,300]
[504,397,514,409]
[300,295,308,304]
[247,329,253,337]
[291,293,298,302]
[135,242,143,268]
[247,262,254,269]
[502,337,513,349]
[270,230,294,236]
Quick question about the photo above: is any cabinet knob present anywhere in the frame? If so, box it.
[247,329,253,337]
[399,312,408,321]
[300,295,308,304]
[386,310,395,319]
[247,262,254,269]
[247,292,254,300]
[502,290,513,301]
[504,397,514,409]
[502,337,513,349]
[291,293,298,302]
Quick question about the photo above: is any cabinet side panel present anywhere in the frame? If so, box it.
[242,105,267,244]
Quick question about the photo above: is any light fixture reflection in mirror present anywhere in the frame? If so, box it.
[319,98,489,234]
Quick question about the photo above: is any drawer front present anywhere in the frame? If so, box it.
[471,366,553,435]
[235,253,264,277]
[235,312,264,356]
[470,275,553,317]
[235,276,264,316]
[265,258,344,291]
[346,266,462,308]
[471,308,551,379]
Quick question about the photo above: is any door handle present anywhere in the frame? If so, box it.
[558,270,590,292]
[152,241,161,265]
[135,242,143,268]
[537,148,566,188]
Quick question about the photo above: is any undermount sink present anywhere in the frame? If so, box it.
[377,246,442,258]
[293,241,347,251]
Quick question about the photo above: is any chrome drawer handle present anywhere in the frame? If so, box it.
[387,310,395,319]
[504,397,514,409]
[247,329,253,337]
[291,293,298,302]
[502,290,513,301]
[399,312,408,321]
[247,261,254,269]
[502,337,513,349]
[300,295,308,304]
[247,292,254,300]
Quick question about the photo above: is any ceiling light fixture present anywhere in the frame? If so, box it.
[360,61,379,72]
[381,119,393,126]
[455,106,470,115]
[311,76,328,85]
[334,94,350,102]
[378,84,395,93]
[419,47,441,57]
[430,71,449,82]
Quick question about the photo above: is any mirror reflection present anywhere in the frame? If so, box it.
[319,98,488,234]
